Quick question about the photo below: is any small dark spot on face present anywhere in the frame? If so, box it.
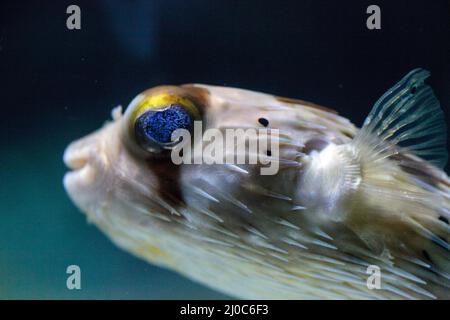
[422,250,432,262]
[258,118,269,127]
[410,86,417,94]
[438,216,449,225]
[266,150,272,156]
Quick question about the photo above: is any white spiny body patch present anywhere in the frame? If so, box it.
[299,144,361,221]
[64,69,450,299]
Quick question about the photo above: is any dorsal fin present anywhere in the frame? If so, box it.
[354,68,448,169]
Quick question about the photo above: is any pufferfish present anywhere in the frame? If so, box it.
[63,69,450,299]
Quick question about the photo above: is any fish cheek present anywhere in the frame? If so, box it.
[145,155,184,207]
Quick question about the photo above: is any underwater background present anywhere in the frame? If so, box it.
[0,0,449,299]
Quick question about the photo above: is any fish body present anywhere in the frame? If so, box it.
[64,69,450,299]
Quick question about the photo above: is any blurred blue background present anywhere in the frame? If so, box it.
[0,0,449,299]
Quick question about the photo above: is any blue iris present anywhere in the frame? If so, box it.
[135,104,192,144]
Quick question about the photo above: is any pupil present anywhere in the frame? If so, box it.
[135,104,192,144]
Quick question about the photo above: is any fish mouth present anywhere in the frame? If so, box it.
[63,142,99,192]
[63,141,104,218]
[63,164,97,188]
[63,146,88,171]
[63,124,118,204]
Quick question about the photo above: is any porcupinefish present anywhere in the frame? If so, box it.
[63,69,449,299]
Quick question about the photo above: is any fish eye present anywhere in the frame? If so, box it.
[128,93,201,153]
[135,104,192,149]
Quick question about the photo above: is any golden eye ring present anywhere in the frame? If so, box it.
[125,93,201,153]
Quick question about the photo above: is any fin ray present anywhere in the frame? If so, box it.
[355,68,448,168]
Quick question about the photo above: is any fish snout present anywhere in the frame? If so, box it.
[63,132,109,205]
[64,140,90,171]
[64,142,97,182]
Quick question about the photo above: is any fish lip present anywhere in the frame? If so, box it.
[63,143,88,171]
[63,164,96,185]
[62,141,104,192]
